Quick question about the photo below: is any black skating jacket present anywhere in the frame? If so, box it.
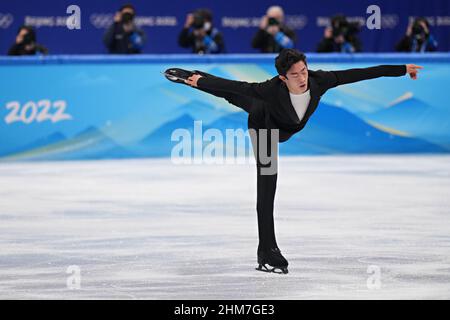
[197,65,407,142]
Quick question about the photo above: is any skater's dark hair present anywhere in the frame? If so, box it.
[275,49,307,76]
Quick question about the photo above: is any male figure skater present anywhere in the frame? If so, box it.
[164,49,423,274]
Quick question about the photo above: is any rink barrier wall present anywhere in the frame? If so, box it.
[0,53,449,161]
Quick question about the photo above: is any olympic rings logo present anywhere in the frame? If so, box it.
[0,13,14,29]
[285,15,308,30]
[89,13,113,29]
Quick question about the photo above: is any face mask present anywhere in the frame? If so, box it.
[203,22,211,31]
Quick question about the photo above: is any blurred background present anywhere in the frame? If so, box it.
[0,0,448,54]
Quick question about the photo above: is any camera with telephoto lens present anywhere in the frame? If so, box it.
[22,32,35,46]
[331,15,360,40]
[192,12,205,30]
[121,12,135,24]
[411,18,429,40]
[268,17,280,26]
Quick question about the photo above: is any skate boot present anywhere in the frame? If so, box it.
[162,68,196,83]
[256,247,289,274]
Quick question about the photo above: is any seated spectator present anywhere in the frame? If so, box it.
[316,14,362,53]
[103,3,146,54]
[178,8,225,54]
[252,6,296,53]
[8,26,48,56]
[396,17,438,52]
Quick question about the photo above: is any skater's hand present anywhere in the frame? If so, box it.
[185,74,203,87]
[406,64,423,80]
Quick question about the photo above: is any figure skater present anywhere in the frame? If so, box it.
[164,49,423,274]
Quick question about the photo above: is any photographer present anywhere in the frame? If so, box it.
[396,17,438,52]
[252,6,296,53]
[316,14,362,53]
[178,8,225,54]
[8,26,48,56]
[103,4,146,54]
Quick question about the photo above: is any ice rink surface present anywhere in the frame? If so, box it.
[0,155,449,299]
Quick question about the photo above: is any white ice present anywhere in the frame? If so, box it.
[0,155,450,299]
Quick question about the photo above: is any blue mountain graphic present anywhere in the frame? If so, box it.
[206,112,252,157]
[280,102,446,154]
[207,111,248,129]
[174,99,228,123]
[138,114,207,157]
[58,126,136,160]
[4,131,67,156]
[138,104,445,158]
[364,97,450,148]
[9,126,136,161]
[138,112,251,158]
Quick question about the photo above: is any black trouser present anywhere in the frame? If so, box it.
[193,71,279,251]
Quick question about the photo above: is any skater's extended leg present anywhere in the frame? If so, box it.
[192,70,255,113]
[166,68,255,113]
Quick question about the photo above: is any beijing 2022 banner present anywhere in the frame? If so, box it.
[0,54,449,161]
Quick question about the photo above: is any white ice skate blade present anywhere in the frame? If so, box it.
[161,71,187,82]
[256,264,288,274]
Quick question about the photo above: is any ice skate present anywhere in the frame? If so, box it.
[256,247,289,274]
[162,68,196,83]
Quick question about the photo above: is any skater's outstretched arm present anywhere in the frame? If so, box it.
[316,64,423,91]
[185,73,274,101]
